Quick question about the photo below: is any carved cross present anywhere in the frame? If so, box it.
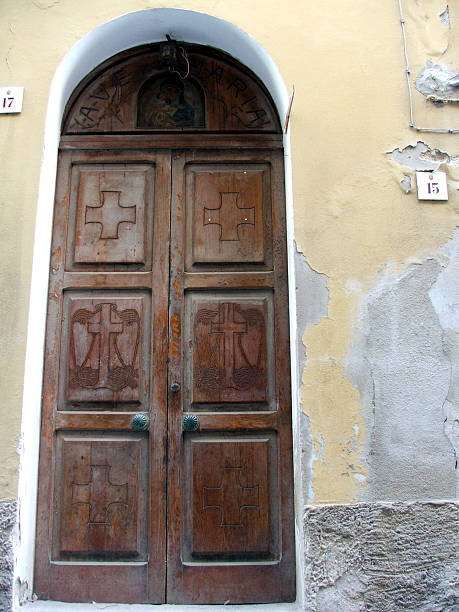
[72,464,128,525]
[202,467,259,527]
[211,303,247,389]
[204,192,255,241]
[85,190,136,239]
[88,303,123,387]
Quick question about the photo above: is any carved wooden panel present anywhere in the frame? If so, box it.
[69,164,152,265]
[37,144,294,603]
[61,294,150,404]
[189,437,273,558]
[63,47,280,133]
[55,434,148,558]
[189,296,271,405]
[187,165,269,266]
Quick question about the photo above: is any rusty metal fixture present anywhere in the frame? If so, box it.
[171,381,180,393]
[159,35,178,69]
[159,35,190,79]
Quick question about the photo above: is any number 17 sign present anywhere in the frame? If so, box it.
[0,87,24,114]
[416,171,448,201]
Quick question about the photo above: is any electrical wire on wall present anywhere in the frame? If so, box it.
[397,0,459,134]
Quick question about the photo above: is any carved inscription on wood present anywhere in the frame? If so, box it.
[58,436,146,557]
[67,66,130,131]
[191,439,270,557]
[193,300,267,403]
[73,166,149,264]
[66,297,143,402]
[64,50,280,133]
[191,168,265,264]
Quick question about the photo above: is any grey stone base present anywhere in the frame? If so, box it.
[4,500,458,610]
[304,501,458,611]
[0,501,16,612]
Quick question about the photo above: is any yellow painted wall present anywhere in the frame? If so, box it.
[0,0,457,502]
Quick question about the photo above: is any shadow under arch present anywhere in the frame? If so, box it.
[16,8,300,608]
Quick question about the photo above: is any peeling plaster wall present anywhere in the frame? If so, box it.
[297,0,459,503]
[294,246,329,502]
[406,0,458,123]
[347,249,457,501]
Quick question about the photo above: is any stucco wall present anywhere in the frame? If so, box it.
[0,0,458,607]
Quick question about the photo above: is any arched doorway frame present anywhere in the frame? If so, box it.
[15,9,303,607]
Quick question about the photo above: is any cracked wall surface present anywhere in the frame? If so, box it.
[387,140,459,197]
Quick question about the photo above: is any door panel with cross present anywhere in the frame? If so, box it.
[167,148,294,603]
[35,149,170,604]
[70,163,153,266]
[35,144,294,605]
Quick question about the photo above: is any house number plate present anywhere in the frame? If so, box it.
[0,87,24,114]
[416,171,448,201]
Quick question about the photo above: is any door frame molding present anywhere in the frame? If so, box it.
[15,9,304,607]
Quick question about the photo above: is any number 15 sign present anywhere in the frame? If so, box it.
[0,87,24,114]
[416,171,448,201]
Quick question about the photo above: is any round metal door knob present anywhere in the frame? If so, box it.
[171,381,181,393]
[182,414,200,432]
[131,413,150,431]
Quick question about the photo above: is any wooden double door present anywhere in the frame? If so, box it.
[35,140,295,604]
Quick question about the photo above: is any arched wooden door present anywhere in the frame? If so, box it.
[34,45,295,604]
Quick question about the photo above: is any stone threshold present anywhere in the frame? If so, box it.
[18,602,300,611]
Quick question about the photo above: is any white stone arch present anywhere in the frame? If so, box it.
[15,9,302,607]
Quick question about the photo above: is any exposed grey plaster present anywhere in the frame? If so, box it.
[400,175,412,193]
[347,256,457,501]
[294,245,329,378]
[387,141,450,171]
[429,230,459,330]
[415,61,459,101]
[294,245,329,503]
[0,500,16,612]
[303,501,459,612]
[440,5,451,28]
[429,229,459,495]
[299,410,314,504]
